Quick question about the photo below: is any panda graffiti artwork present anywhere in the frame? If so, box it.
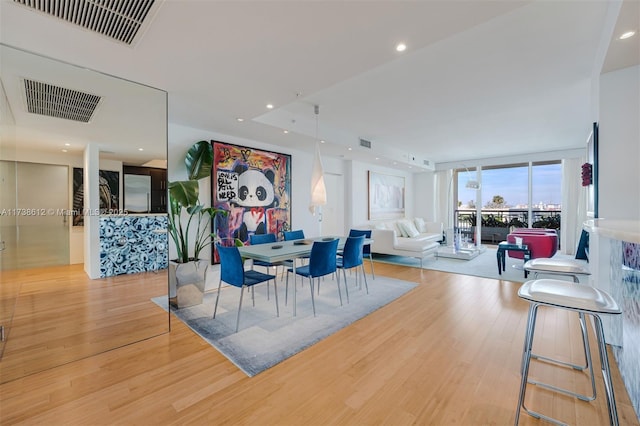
[212,141,292,252]
[231,165,277,242]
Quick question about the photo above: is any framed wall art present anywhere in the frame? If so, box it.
[211,141,291,262]
[368,171,405,220]
[72,168,120,226]
[586,122,599,218]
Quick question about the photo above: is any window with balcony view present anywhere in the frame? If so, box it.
[455,161,561,245]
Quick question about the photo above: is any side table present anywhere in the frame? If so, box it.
[496,242,531,278]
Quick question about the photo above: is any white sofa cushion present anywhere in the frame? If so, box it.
[398,219,420,238]
[414,217,427,233]
[395,238,440,251]
[390,221,406,237]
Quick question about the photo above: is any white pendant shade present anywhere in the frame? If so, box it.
[309,142,327,214]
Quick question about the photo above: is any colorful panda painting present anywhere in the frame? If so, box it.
[212,141,291,262]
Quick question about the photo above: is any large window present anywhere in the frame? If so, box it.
[454,161,561,242]
[531,161,562,210]
[456,162,561,210]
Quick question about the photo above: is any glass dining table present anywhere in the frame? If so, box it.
[237,236,371,316]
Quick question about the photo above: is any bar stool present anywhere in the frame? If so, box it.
[524,258,594,380]
[515,279,622,426]
[524,258,590,284]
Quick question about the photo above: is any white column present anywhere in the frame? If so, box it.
[475,166,482,247]
[83,143,100,279]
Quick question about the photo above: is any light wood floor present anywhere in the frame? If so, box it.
[1,262,638,425]
[0,264,168,383]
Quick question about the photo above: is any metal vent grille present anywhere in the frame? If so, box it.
[359,138,372,149]
[423,159,430,166]
[23,79,102,123]
[13,0,155,45]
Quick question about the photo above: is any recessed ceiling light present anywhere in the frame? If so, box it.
[619,31,636,40]
[236,118,244,122]
[375,157,379,160]
[138,148,144,151]
[266,104,274,109]
[320,140,325,144]
[348,147,352,151]
[283,130,288,134]
[396,43,407,52]
[64,143,70,146]
[61,149,68,153]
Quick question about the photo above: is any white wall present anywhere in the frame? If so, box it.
[598,65,640,220]
[345,160,416,228]
[413,171,437,221]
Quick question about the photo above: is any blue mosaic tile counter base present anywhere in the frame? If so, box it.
[100,215,168,278]
[612,240,640,418]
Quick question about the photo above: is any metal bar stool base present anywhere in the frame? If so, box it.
[515,279,621,426]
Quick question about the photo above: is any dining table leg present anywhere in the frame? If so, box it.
[293,259,297,317]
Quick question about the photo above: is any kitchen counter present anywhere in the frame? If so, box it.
[99,214,168,278]
[583,219,640,244]
[584,219,640,415]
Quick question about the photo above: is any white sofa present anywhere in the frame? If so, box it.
[356,218,443,267]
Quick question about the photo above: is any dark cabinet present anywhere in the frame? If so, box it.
[123,166,167,213]
[149,169,167,213]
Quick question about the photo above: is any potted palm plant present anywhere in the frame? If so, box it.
[167,140,225,308]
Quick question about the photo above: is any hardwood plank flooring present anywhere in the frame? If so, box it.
[0,263,638,425]
[0,264,168,383]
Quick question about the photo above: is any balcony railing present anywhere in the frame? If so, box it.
[454,209,561,245]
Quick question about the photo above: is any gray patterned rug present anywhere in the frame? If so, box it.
[152,274,416,376]
[372,247,586,283]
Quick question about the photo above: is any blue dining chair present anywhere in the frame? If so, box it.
[348,229,375,279]
[336,235,368,303]
[285,238,340,316]
[249,233,282,297]
[214,244,279,333]
[283,229,309,267]
[283,229,305,241]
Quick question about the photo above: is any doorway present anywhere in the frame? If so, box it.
[322,173,345,236]
[0,161,70,270]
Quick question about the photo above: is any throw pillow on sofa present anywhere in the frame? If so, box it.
[414,217,427,233]
[389,221,406,237]
[399,219,420,238]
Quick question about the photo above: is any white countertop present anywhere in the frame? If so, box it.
[583,219,640,244]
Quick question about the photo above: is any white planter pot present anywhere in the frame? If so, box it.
[169,259,208,308]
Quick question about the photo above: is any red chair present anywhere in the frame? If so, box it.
[507,229,558,260]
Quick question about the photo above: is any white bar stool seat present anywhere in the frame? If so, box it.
[524,258,590,283]
[515,279,622,426]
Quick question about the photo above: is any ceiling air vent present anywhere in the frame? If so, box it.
[23,79,102,123]
[423,159,431,167]
[13,0,156,45]
[359,138,372,149]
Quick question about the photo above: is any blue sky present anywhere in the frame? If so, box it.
[457,164,562,208]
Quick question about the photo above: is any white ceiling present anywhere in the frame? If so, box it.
[0,0,638,170]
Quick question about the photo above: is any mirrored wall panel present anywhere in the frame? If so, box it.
[0,44,169,383]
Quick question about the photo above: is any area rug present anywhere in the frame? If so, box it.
[372,248,586,283]
[152,275,416,376]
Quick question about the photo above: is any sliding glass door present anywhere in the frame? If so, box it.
[454,161,561,244]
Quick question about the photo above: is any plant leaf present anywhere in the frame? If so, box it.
[185,140,213,181]
[169,180,199,208]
